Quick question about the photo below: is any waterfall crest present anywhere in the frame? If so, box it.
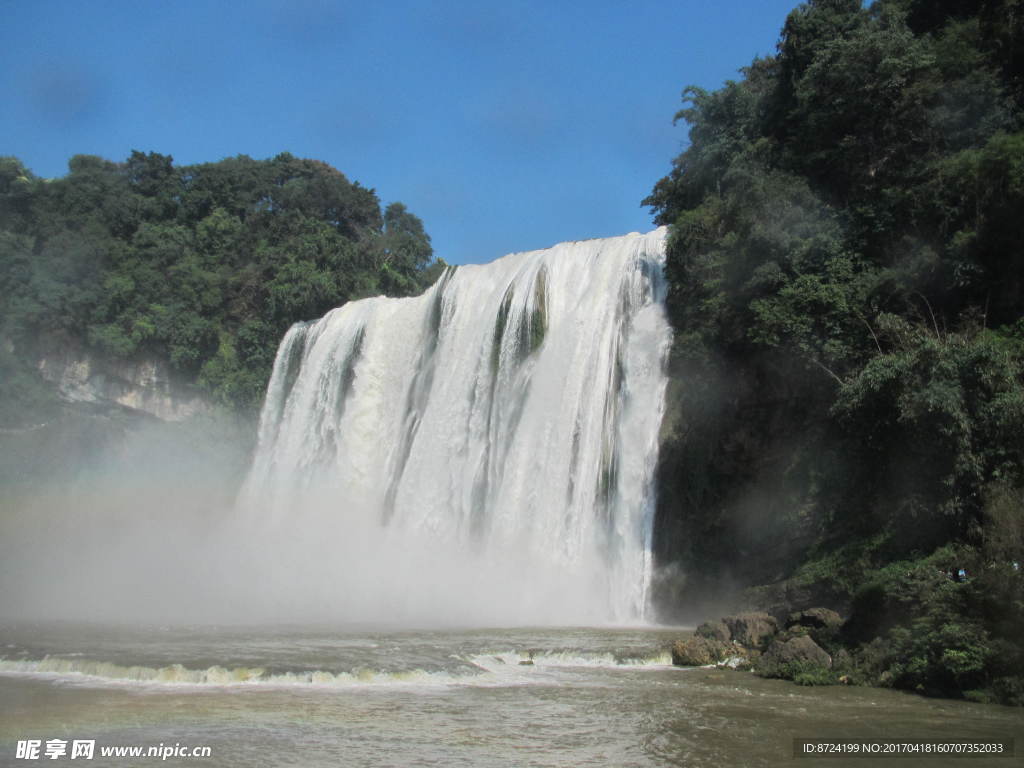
[239,229,671,625]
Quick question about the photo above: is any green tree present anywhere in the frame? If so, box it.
[0,151,441,412]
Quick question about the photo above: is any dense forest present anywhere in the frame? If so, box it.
[0,151,444,420]
[649,0,1024,703]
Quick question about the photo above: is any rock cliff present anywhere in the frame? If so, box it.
[29,334,212,422]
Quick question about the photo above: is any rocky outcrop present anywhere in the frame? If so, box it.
[671,607,843,683]
[30,335,212,422]
[786,607,842,632]
[695,620,731,642]
[786,607,842,630]
[723,612,778,649]
[671,635,742,666]
[670,612,777,668]
[785,607,843,648]
[758,635,832,677]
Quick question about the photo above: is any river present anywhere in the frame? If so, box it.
[1,623,1020,767]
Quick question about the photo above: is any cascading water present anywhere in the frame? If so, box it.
[238,228,671,625]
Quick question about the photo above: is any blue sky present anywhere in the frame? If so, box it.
[2,0,799,265]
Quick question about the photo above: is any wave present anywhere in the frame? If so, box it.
[0,656,471,688]
[0,649,674,689]
[470,650,673,670]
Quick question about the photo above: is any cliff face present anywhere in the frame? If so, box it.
[649,355,827,623]
[30,334,213,422]
[1,334,252,494]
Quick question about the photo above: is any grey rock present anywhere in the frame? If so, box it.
[31,333,212,422]
[671,635,734,666]
[695,620,731,642]
[723,612,779,649]
[759,635,832,676]
[786,607,843,632]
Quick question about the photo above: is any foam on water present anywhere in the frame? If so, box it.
[470,650,674,670]
[0,648,675,690]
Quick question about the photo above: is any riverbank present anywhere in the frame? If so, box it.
[670,600,1024,707]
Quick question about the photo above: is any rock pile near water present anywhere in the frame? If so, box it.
[670,608,842,683]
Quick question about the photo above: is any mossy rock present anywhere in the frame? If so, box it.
[786,607,843,632]
[695,620,731,642]
[758,635,833,681]
[671,635,737,666]
[723,612,779,650]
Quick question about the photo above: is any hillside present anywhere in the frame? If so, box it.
[648,0,1024,704]
[0,150,444,424]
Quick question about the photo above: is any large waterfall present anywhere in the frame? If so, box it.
[239,229,671,625]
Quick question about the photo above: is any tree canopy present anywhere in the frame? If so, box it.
[0,151,443,410]
[648,0,1024,703]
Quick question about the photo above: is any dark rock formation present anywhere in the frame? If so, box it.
[671,635,737,666]
[758,635,832,677]
[786,607,842,632]
[695,620,731,642]
[723,612,778,649]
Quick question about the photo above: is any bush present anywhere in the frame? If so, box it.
[758,659,836,686]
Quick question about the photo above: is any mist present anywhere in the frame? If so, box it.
[0,418,624,627]
[0,231,671,629]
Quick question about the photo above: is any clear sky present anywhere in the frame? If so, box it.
[1,0,799,265]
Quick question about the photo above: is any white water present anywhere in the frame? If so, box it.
[238,229,671,625]
[0,649,674,690]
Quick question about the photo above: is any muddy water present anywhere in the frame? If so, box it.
[0,624,1020,767]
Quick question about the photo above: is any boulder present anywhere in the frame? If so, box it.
[759,635,832,677]
[723,612,779,649]
[786,607,842,632]
[695,620,731,643]
[671,635,733,666]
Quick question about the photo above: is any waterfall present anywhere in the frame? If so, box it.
[238,229,671,625]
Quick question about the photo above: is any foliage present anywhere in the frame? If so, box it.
[838,545,1024,702]
[0,151,439,412]
[648,0,1024,703]
[780,660,837,686]
[0,343,60,427]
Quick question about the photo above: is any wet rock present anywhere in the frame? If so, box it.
[759,635,832,677]
[723,612,779,649]
[671,635,734,666]
[786,607,842,632]
[786,607,843,648]
[695,620,731,643]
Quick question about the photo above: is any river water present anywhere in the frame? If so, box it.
[1,624,1020,767]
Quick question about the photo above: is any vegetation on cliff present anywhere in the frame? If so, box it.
[649,0,1024,704]
[0,151,443,418]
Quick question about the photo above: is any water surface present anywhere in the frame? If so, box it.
[1,624,1020,767]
